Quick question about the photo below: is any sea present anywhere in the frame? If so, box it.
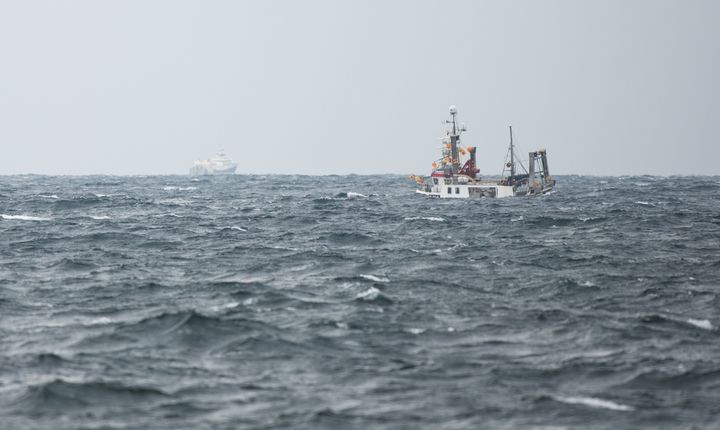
[1,174,719,429]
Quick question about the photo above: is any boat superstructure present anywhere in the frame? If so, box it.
[413,106,555,198]
[189,151,238,176]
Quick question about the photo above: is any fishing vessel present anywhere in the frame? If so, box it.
[412,106,555,198]
[189,151,238,176]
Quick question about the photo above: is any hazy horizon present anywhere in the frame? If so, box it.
[2,0,719,176]
[2,172,719,179]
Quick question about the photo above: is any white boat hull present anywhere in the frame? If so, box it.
[417,182,516,198]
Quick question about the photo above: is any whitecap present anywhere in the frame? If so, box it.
[207,301,240,313]
[162,186,196,191]
[1,214,51,221]
[346,192,367,198]
[360,274,389,283]
[39,194,59,199]
[229,226,248,232]
[407,328,426,335]
[83,317,114,326]
[356,286,381,300]
[268,245,299,251]
[554,396,634,411]
[635,201,652,206]
[89,215,111,220]
[687,318,713,330]
[511,215,524,222]
[404,216,445,222]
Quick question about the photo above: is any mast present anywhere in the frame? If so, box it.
[447,106,460,174]
[509,125,515,178]
[444,105,468,174]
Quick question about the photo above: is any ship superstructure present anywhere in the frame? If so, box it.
[189,151,238,176]
[413,106,555,198]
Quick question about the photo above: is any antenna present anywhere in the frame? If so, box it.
[447,105,458,135]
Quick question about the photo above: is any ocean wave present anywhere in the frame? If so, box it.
[359,274,390,283]
[114,310,272,343]
[1,214,51,221]
[83,316,115,326]
[354,286,392,304]
[52,196,105,209]
[162,186,197,191]
[335,191,368,198]
[638,314,716,332]
[29,352,69,367]
[687,318,714,330]
[355,286,381,300]
[9,379,168,412]
[404,216,445,222]
[615,367,720,391]
[217,333,309,358]
[527,216,576,227]
[48,258,97,272]
[553,395,634,411]
[218,225,248,232]
[208,301,241,313]
[323,232,379,245]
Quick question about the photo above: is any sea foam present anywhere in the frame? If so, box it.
[554,396,634,411]
[360,274,389,283]
[404,216,445,222]
[356,287,381,300]
[1,214,51,221]
[687,318,713,330]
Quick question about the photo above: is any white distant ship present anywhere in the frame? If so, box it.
[189,151,238,176]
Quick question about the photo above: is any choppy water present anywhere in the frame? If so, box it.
[1,174,719,429]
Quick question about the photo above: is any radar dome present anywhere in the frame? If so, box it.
[449,105,457,115]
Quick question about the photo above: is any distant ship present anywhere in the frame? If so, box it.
[189,151,238,176]
[411,106,555,198]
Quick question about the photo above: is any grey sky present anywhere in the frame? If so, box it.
[1,0,718,176]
